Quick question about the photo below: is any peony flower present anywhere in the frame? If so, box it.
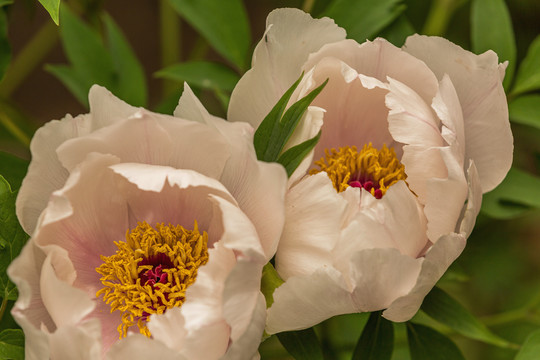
[228,8,513,333]
[9,85,288,358]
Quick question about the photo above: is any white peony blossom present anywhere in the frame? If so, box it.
[9,85,288,359]
[229,8,513,333]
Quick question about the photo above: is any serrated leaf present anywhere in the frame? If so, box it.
[103,14,147,107]
[321,0,405,42]
[0,9,10,82]
[481,167,540,219]
[45,64,89,106]
[254,75,327,163]
[38,0,60,25]
[156,61,240,92]
[422,287,512,348]
[352,311,394,360]
[407,322,465,360]
[169,0,250,70]
[515,329,540,360]
[509,95,540,129]
[0,152,28,191]
[471,0,516,90]
[261,263,284,308]
[277,131,321,177]
[0,329,24,360]
[511,35,540,96]
[0,177,29,301]
[277,328,324,360]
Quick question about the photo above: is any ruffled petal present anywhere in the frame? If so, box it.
[106,334,186,360]
[88,85,139,131]
[49,321,102,360]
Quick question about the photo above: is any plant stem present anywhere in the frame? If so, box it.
[0,298,7,324]
[422,0,468,36]
[0,21,59,98]
[302,0,316,13]
[160,0,181,97]
[0,107,30,146]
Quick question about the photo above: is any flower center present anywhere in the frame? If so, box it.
[310,143,406,198]
[96,221,209,338]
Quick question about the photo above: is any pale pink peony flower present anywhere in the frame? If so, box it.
[228,8,513,333]
[9,86,288,359]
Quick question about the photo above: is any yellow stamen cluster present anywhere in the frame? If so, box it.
[310,143,406,197]
[96,221,209,338]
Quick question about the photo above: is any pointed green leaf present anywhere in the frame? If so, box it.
[277,328,324,360]
[0,9,10,82]
[156,61,240,92]
[0,152,28,191]
[509,95,540,129]
[277,131,321,177]
[261,263,284,308]
[169,0,250,70]
[0,329,24,360]
[352,311,394,360]
[0,177,29,301]
[422,287,513,348]
[45,64,89,106]
[511,35,540,96]
[321,0,405,42]
[407,323,465,360]
[481,167,540,219]
[379,15,415,47]
[515,329,540,360]
[38,0,60,25]
[471,0,516,90]
[103,14,147,107]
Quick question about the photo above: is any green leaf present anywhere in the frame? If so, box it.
[509,95,540,129]
[0,152,28,191]
[156,61,240,92]
[277,328,324,360]
[379,14,415,47]
[0,329,24,360]
[277,131,321,177]
[511,35,540,96]
[260,263,284,308]
[103,14,147,107]
[0,9,10,82]
[471,0,516,90]
[254,75,327,163]
[38,0,60,25]
[169,0,250,70]
[422,287,512,348]
[352,311,394,360]
[0,0,13,7]
[407,322,465,360]
[321,0,405,42]
[45,64,89,106]
[515,329,540,360]
[481,167,540,219]
[0,177,29,301]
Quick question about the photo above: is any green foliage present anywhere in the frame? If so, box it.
[407,322,465,360]
[168,0,250,71]
[320,0,405,42]
[0,329,24,360]
[277,131,321,177]
[156,61,240,92]
[47,7,147,108]
[511,34,540,96]
[38,0,60,25]
[276,328,324,360]
[0,152,28,191]
[0,9,10,82]
[481,167,540,219]
[509,95,540,129]
[352,311,394,360]
[422,287,513,348]
[261,263,284,308]
[515,329,540,360]
[379,15,415,46]
[0,177,29,302]
[0,1,13,7]
[471,0,516,90]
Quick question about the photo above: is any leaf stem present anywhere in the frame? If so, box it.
[0,297,8,324]
[0,21,59,98]
[160,0,182,97]
[0,108,30,146]
[422,0,468,36]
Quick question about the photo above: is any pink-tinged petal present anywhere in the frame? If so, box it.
[349,248,423,311]
[49,321,102,360]
[228,8,346,128]
[147,308,187,352]
[383,233,466,322]
[266,267,355,334]
[16,114,91,235]
[303,38,439,105]
[106,334,186,360]
[14,313,50,360]
[88,85,139,131]
[403,35,513,192]
[276,173,348,279]
[459,161,482,238]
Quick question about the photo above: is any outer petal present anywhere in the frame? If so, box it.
[403,35,513,192]
[106,335,186,360]
[228,7,346,128]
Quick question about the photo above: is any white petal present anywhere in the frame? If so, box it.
[403,35,513,192]
[88,85,139,131]
[49,321,102,360]
[459,161,482,238]
[228,8,346,128]
[106,334,186,360]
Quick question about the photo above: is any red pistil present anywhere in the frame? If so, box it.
[348,179,382,198]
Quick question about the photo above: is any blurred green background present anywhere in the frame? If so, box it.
[1,0,540,359]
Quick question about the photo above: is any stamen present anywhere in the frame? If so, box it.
[96,221,209,338]
[310,143,406,198]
